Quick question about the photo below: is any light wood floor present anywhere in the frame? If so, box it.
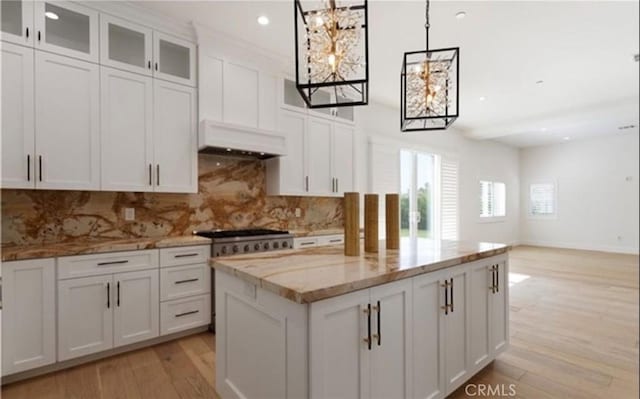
[2,246,638,399]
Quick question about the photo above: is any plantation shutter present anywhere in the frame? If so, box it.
[440,158,458,240]
[480,181,493,217]
[530,183,555,215]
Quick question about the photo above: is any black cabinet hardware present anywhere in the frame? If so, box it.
[148,60,151,69]
[117,281,120,307]
[305,176,309,192]
[496,264,499,293]
[376,300,381,346]
[491,265,496,294]
[97,260,129,266]
[37,31,41,42]
[156,164,160,186]
[174,253,198,258]
[443,281,449,315]
[26,27,29,38]
[149,164,152,186]
[175,310,199,318]
[175,278,199,285]
[27,155,30,181]
[155,62,158,71]
[450,278,454,312]
[107,282,110,308]
[366,303,372,350]
[329,239,342,243]
[38,155,42,181]
[336,178,339,192]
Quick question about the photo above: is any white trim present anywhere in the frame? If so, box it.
[519,240,639,255]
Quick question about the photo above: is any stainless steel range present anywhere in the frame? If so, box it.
[193,228,294,331]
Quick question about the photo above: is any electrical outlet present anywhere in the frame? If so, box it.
[124,208,135,221]
[295,208,302,218]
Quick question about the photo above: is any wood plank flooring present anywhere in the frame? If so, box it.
[2,246,638,399]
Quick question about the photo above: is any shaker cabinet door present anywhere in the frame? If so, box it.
[306,116,333,195]
[153,31,196,87]
[100,13,153,76]
[113,269,159,348]
[1,0,34,46]
[468,261,492,372]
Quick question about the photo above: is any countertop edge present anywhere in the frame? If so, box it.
[212,245,511,304]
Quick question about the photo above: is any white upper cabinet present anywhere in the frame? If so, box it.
[34,1,99,63]
[101,67,154,192]
[153,31,196,87]
[1,0,34,46]
[35,51,100,190]
[1,43,35,189]
[332,123,355,195]
[306,116,333,195]
[100,14,153,76]
[265,110,307,196]
[153,79,198,193]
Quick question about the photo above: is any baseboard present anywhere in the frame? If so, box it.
[519,240,639,255]
[1,326,210,386]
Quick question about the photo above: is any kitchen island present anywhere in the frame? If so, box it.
[211,238,510,399]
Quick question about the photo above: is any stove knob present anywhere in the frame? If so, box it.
[282,241,289,248]
[273,242,279,249]
[254,243,261,251]
[244,244,250,252]
[264,242,270,250]
[232,245,239,253]
[221,246,227,254]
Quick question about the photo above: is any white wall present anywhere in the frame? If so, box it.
[354,102,520,245]
[519,133,639,254]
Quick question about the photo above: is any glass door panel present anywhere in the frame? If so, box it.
[416,153,435,238]
[1,0,33,46]
[153,31,196,86]
[400,150,435,239]
[100,14,152,75]
[1,0,23,36]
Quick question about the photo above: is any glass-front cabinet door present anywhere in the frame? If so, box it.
[100,14,153,76]
[34,1,99,63]
[153,31,196,87]
[1,0,34,46]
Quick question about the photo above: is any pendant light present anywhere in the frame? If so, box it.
[294,0,369,108]
[401,0,459,131]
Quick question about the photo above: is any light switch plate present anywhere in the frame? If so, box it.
[295,208,302,218]
[124,208,135,221]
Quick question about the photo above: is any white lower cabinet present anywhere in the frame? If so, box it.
[160,294,210,335]
[490,259,509,354]
[443,266,470,393]
[58,253,160,361]
[309,279,412,399]
[1,259,56,376]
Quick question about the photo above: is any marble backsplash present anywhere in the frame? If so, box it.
[1,154,344,245]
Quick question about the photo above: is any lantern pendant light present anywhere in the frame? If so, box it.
[401,0,459,131]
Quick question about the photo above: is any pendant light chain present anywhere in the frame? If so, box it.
[424,0,430,50]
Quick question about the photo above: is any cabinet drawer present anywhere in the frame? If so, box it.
[160,264,211,301]
[160,245,210,268]
[293,237,318,249]
[316,235,344,246]
[160,295,211,335]
[58,250,159,280]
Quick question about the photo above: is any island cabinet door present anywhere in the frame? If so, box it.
[443,266,471,394]
[309,288,372,399]
[468,261,492,373]
[369,279,413,399]
[412,270,446,399]
[490,258,509,355]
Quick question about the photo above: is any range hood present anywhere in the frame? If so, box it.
[199,120,287,160]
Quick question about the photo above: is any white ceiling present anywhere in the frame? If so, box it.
[138,0,640,147]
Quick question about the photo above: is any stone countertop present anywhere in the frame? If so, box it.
[1,236,212,262]
[211,238,510,304]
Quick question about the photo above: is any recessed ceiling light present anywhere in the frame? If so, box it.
[479,96,486,101]
[455,11,466,19]
[257,15,269,26]
[563,136,571,141]
[45,11,59,20]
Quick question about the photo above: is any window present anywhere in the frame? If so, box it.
[400,150,436,239]
[529,182,556,217]
[480,181,506,219]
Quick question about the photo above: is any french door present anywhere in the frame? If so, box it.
[400,150,437,239]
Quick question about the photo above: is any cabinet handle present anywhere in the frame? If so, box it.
[363,304,372,350]
[117,281,120,307]
[25,27,29,39]
[97,260,129,266]
[329,239,342,243]
[149,164,152,186]
[496,264,499,293]
[156,164,160,186]
[38,155,42,182]
[299,241,315,246]
[450,277,454,312]
[336,178,339,193]
[155,62,159,71]
[175,278,199,285]
[489,265,495,293]
[27,155,31,181]
[37,30,41,42]
[106,282,110,309]
[174,253,198,258]
[148,60,151,70]
[305,176,309,192]
[175,310,199,318]
[375,300,381,346]
[441,281,450,315]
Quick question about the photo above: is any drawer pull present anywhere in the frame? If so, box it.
[97,260,129,266]
[175,310,199,318]
[175,278,199,285]
[174,253,199,258]
[329,239,342,243]
[300,241,315,246]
